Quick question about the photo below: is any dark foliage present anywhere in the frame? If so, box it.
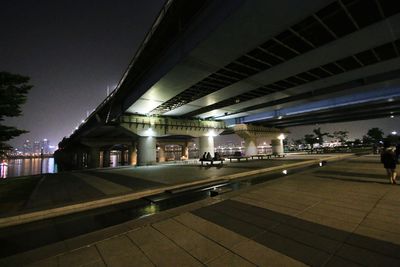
[0,72,32,155]
[362,127,384,144]
[312,127,331,145]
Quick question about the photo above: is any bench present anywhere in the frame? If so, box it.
[199,158,225,166]
[307,149,324,154]
[227,156,250,162]
[250,154,272,160]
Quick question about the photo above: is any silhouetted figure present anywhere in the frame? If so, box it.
[396,144,400,163]
[206,152,212,160]
[383,140,391,149]
[372,144,378,154]
[202,152,207,159]
[381,146,397,184]
[213,152,221,160]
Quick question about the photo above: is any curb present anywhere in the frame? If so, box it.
[0,153,354,228]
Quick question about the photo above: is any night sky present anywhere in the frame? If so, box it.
[1,0,399,150]
[1,0,165,148]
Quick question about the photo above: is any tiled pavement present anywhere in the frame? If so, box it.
[1,154,400,266]
[2,154,326,216]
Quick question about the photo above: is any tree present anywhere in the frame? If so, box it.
[385,134,399,146]
[304,134,317,148]
[0,72,32,156]
[353,139,362,146]
[313,127,330,145]
[362,127,384,145]
[333,130,349,144]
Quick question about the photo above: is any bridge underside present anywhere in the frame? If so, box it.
[112,0,400,127]
[255,97,400,128]
[59,0,400,170]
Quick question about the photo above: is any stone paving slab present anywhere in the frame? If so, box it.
[26,173,105,211]
[1,154,400,266]
[128,225,203,267]
[73,173,132,195]
[96,235,154,267]
[153,218,229,264]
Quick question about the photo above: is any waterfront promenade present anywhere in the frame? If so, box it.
[0,154,399,266]
[0,153,338,221]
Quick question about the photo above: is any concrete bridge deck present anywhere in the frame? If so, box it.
[1,154,399,266]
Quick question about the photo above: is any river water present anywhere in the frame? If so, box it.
[0,158,56,179]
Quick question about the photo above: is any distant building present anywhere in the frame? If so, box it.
[40,139,50,154]
[23,140,32,155]
[33,141,41,154]
[19,139,53,156]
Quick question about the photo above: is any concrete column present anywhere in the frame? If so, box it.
[73,152,79,169]
[76,151,84,169]
[128,145,136,165]
[182,142,189,160]
[137,136,156,166]
[271,139,284,155]
[120,149,126,166]
[103,150,110,167]
[82,152,88,168]
[82,151,88,168]
[89,147,100,169]
[244,137,257,156]
[199,136,214,158]
[158,144,165,162]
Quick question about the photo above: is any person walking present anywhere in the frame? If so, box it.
[381,146,397,184]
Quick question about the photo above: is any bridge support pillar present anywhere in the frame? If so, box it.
[103,150,110,167]
[128,144,136,165]
[120,149,126,166]
[137,136,156,166]
[158,145,165,162]
[271,139,284,155]
[244,137,257,156]
[182,142,189,160]
[234,124,288,156]
[199,136,214,158]
[76,152,84,169]
[89,147,100,169]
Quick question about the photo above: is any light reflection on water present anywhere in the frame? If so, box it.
[0,158,56,179]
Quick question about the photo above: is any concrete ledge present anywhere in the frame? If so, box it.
[166,179,229,194]
[0,153,354,228]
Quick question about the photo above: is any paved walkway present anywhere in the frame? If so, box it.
[0,154,334,218]
[1,154,399,266]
